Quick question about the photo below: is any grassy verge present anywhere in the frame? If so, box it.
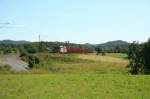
[0,74,149,99]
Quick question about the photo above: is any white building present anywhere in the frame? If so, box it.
[60,46,67,53]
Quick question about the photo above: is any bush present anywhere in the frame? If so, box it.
[20,52,27,57]
[0,64,11,71]
[19,51,40,69]
[28,55,40,68]
[95,47,102,55]
[102,51,106,56]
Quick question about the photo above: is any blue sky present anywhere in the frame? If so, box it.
[0,0,150,43]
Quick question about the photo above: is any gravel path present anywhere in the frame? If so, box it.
[0,54,28,71]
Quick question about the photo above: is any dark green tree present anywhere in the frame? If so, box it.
[95,47,102,55]
[28,55,40,68]
[128,41,143,74]
[141,39,150,74]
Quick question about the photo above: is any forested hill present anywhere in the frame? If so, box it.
[0,40,130,53]
[0,40,30,44]
[96,40,129,48]
[0,40,129,46]
[95,40,129,53]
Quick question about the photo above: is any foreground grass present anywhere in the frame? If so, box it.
[0,53,149,99]
[0,74,150,99]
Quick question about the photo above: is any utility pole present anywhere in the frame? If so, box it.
[38,34,41,42]
[38,34,41,52]
[38,34,43,52]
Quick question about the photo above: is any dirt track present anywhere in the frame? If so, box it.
[0,54,28,71]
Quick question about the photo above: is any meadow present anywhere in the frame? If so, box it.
[0,74,150,99]
[30,53,129,74]
[0,53,150,99]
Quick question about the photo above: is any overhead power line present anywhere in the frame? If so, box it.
[0,22,10,29]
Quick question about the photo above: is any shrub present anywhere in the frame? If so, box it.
[102,51,106,56]
[0,64,11,71]
[28,55,40,68]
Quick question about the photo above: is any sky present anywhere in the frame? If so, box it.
[0,0,150,44]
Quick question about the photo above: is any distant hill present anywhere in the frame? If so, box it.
[95,40,129,52]
[0,40,30,45]
[96,40,129,47]
[0,40,130,53]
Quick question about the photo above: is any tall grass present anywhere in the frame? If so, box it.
[29,53,129,74]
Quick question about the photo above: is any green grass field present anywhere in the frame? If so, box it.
[0,53,150,99]
[30,53,129,74]
[0,74,150,99]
